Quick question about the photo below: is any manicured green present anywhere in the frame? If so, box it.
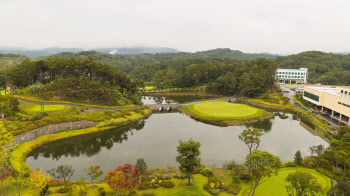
[29,104,67,112]
[145,86,155,91]
[241,167,330,196]
[186,100,264,120]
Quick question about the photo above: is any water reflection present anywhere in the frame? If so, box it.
[142,95,214,105]
[26,112,329,180]
[29,120,146,160]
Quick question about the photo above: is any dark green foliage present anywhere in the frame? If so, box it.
[276,51,350,85]
[5,56,142,105]
[239,173,252,181]
[208,176,221,184]
[334,181,350,196]
[207,188,220,195]
[135,158,148,174]
[176,138,201,185]
[141,193,156,196]
[159,180,175,188]
[98,187,106,196]
[285,171,323,196]
[294,150,302,165]
[192,168,201,174]
[37,78,132,106]
[202,167,213,177]
[284,162,297,167]
[40,184,49,196]
[223,184,242,195]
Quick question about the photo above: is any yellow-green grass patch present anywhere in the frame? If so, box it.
[29,104,67,112]
[186,100,264,120]
[241,167,330,196]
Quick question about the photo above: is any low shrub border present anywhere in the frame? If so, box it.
[9,108,152,172]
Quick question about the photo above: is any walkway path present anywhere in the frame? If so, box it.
[18,96,237,111]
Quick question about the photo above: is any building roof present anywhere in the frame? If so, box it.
[277,69,306,71]
[307,86,338,95]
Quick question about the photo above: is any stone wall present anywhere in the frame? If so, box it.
[13,120,97,145]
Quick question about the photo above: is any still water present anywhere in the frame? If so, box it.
[26,112,328,180]
[141,95,214,105]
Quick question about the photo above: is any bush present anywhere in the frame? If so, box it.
[222,160,238,170]
[98,187,106,196]
[303,156,316,168]
[193,168,201,174]
[128,189,137,196]
[137,181,152,190]
[160,180,175,188]
[240,173,252,181]
[207,188,220,195]
[224,184,242,195]
[40,184,49,196]
[284,161,297,167]
[208,176,221,183]
[202,167,213,177]
[316,168,333,178]
[141,193,156,196]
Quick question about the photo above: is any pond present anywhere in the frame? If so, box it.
[26,112,329,180]
[141,95,214,105]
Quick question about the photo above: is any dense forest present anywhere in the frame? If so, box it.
[276,51,350,85]
[1,57,143,105]
[2,49,350,89]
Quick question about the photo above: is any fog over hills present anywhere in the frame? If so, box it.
[0,47,179,58]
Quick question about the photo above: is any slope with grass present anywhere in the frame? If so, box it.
[242,167,330,196]
[181,100,271,126]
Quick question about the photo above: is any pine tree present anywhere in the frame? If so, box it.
[294,150,302,165]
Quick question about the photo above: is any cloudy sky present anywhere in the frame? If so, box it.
[1,0,350,54]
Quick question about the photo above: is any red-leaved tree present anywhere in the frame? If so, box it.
[106,163,140,191]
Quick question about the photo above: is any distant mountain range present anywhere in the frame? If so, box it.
[0,47,179,58]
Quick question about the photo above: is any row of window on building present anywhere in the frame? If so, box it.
[340,90,349,95]
[277,75,305,79]
[277,72,305,75]
[338,102,350,108]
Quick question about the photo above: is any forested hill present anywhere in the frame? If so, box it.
[276,51,350,85]
[0,53,27,69]
[140,48,279,61]
[49,49,278,73]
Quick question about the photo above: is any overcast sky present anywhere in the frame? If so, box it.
[1,0,350,54]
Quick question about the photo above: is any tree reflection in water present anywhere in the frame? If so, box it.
[28,120,146,161]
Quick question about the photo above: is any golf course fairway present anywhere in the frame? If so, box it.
[186,100,264,120]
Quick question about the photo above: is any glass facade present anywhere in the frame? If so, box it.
[304,91,319,102]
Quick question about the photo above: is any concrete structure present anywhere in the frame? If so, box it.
[276,68,308,84]
[303,86,350,125]
[13,120,97,145]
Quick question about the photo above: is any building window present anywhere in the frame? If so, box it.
[345,91,348,95]
[341,90,343,93]
[304,91,319,102]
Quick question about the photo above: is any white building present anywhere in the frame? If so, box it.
[276,68,308,84]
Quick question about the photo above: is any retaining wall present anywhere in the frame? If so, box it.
[13,120,98,145]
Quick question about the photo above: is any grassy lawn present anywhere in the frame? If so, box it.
[29,104,67,112]
[145,86,155,91]
[241,167,330,196]
[186,100,264,120]
[16,167,329,196]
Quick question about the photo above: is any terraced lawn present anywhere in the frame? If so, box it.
[187,100,264,120]
[241,167,330,196]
